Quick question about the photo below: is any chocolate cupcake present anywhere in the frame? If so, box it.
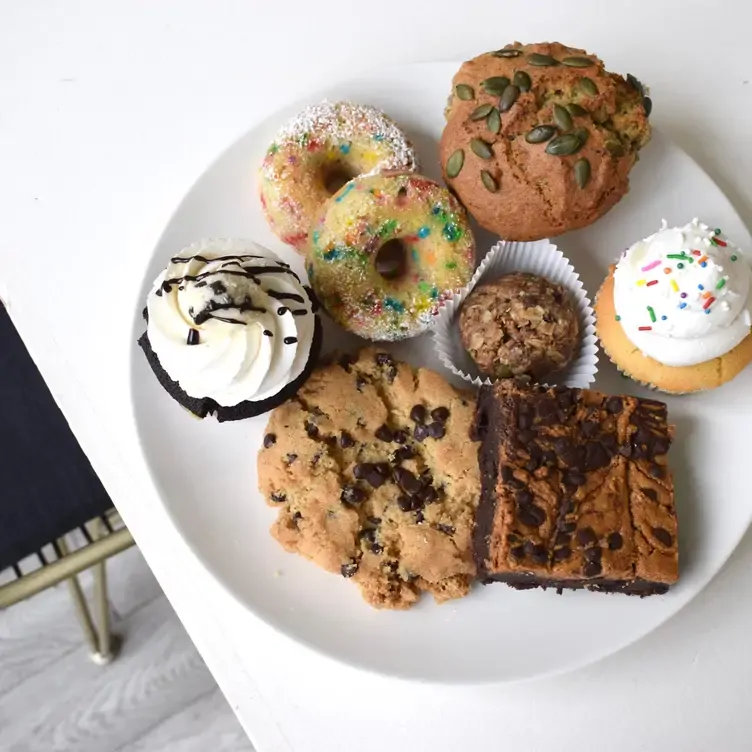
[139,238,322,421]
[459,273,580,379]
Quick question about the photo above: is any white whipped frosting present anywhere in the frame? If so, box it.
[613,218,752,367]
[147,239,317,406]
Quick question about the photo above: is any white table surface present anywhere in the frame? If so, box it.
[3,1,752,749]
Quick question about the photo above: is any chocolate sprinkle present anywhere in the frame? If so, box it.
[187,328,200,346]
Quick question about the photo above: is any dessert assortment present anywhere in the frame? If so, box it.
[138,41,751,610]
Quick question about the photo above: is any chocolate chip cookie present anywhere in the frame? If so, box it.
[258,348,480,609]
[459,273,580,379]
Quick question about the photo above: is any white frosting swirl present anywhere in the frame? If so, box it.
[613,219,752,366]
[147,239,317,406]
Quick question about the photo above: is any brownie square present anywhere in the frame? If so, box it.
[471,381,678,595]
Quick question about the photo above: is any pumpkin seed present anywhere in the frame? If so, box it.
[553,104,573,131]
[491,48,522,58]
[470,138,494,160]
[566,103,588,117]
[627,74,652,116]
[486,107,501,134]
[469,103,494,120]
[513,70,532,92]
[573,127,589,145]
[580,77,598,96]
[525,124,557,144]
[643,96,653,117]
[499,84,520,112]
[574,158,591,188]
[605,140,625,157]
[528,53,559,66]
[627,73,644,96]
[562,56,594,68]
[455,84,474,101]
[480,170,498,192]
[446,149,465,178]
[481,76,510,95]
[545,133,583,156]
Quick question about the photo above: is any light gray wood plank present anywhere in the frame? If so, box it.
[0,594,218,751]
[118,688,253,752]
[0,546,163,697]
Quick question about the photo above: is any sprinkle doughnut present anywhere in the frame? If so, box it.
[306,172,476,341]
[259,101,418,254]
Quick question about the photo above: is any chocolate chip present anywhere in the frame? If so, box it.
[398,494,422,512]
[353,463,371,480]
[270,492,286,503]
[650,463,665,478]
[431,406,450,423]
[511,545,526,559]
[581,421,598,438]
[420,486,439,504]
[524,541,548,564]
[341,560,359,578]
[652,527,673,547]
[312,451,322,466]
[398,471,422,495]
[375,424,393,442]
[291,511,302,524]
[415,510,425,523]
[605,396,623,414]
[542,450,557,467]
[427,422,446,439]
[516,489,533,506]
[507,532,521,544]
[367,516,381,525]
[338,354,355,372]
[359,528,377,542]
[305,421,319,438]
[562,521,577,533]
[340,431,355,448]
[410,404,426,423]
[386,366,398,383]
[555,531,571,546]
[263,433,276,448]
[554,437,572,455]
[510,476,526,490]
[584,546,602,563]
[435,523,456,535]
[602,433,618,451]
[518,429,535,444]
[633,426,652,446]
[370,542,383,555]
[501,466,514,482]
[618,443,632,457]
[393,445,415,462]
[341,485,366,505]
[518,505,546,527]
[356,376,367,391]
[556,389,574,409]
[582,561,602,577]
[564,500,576,514]
[607,532,623,550]
[366,469,387,489]
[413,424,429,442]
[553,546,572,561]
[375,352,394,367]
[653,437,670,455]
[536,399,557,421]
[585,442,610,471]
[285,453,297,465]
[186,328,200,346]
[576,527,597,546]
[566,471,586,487]
[642,487,658,501]
[393,430,408,444]
[419,468,433,483]
[518,411,532,430]
[525,458,538,472]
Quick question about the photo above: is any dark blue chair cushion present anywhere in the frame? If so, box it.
[0,303,113,571]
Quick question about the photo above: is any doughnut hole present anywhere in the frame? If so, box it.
[323,164,357,196]
[375,239,408,281]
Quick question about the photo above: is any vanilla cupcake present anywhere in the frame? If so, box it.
[595,219,752,393]
[138,239,322,420]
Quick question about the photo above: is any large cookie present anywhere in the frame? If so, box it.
[440,42,652,241]
[257,348,480,609]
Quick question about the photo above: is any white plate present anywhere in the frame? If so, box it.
[129,62,752,684]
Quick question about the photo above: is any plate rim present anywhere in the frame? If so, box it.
[127,61,752,685]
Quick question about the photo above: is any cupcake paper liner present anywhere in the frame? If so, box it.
[433,239,599,389]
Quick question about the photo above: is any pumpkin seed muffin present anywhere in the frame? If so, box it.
[257,348,480,609]
[459,273,580,379]
[440,41,652,241]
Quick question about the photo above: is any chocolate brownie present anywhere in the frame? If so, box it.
[471,381,678,595]
[258,348,480,609]
[459,273,580,379]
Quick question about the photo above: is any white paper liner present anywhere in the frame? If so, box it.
[433,239,599,389]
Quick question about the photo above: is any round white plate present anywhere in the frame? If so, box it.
[129,62,752,684]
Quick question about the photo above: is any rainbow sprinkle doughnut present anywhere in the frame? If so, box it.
[259,101,418,254]
[307,172,476,341]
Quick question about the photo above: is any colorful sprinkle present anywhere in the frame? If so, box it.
[638,326,652,331]
[661,315,667,321]
[667,253,689,260]
[417,225,431,238]
[698,284,704,290]
[670,279,680,293]
[445,261,457,270]
[691,250,702,256]
[339,143,351,154]
[715,228,722,235]
[680,292,688,299]
[698,255,708,264]
[677,263,684,269]
[384,297,405,313]
[703,296,716,310]
[664,267,672,274]
[646,280,658,287]
[731,255,738,262]
[712,237,727,247]
[679,302,687,309]
[702,292,711,299]
[641,260,661,272]
[615,315,621,321]
[647,306,656,322]
[373,133,385,141]
[636,279,647,287]
[335,183,355,203]
[443,222,462,242]
[716,278,727,290]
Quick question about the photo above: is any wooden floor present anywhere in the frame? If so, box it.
[0,545,253,752]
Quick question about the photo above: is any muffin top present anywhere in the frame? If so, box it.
[440,41,652,241]
[459,272,580,379]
